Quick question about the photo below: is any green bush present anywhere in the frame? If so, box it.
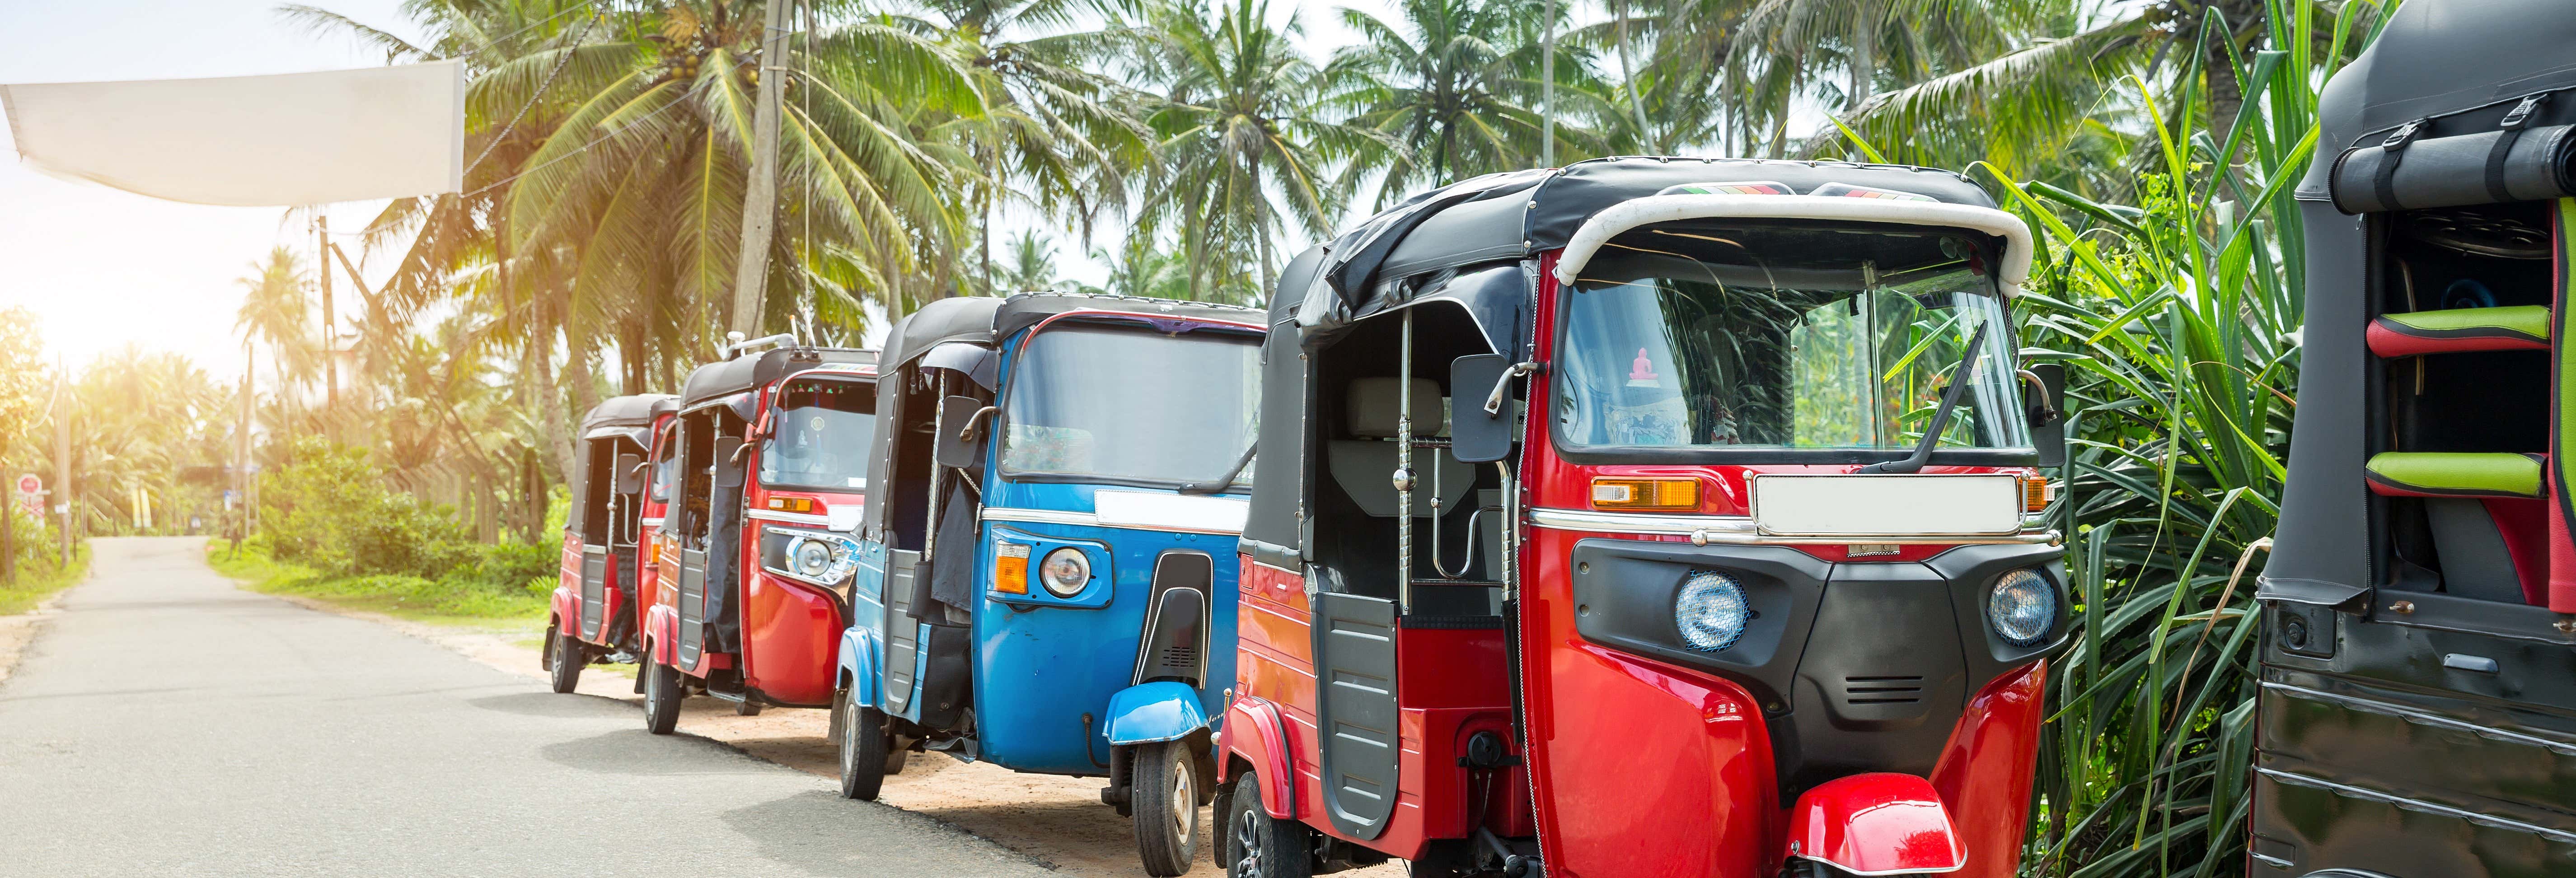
[259,438,549,594]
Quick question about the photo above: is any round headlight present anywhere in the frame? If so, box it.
[1039,547,1090,598]
[1675,570,1750,652]
[792,538,835,577]
[1988,568,2057,646]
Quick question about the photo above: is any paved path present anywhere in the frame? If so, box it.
[0,537,1052,877]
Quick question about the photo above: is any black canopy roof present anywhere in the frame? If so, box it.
[680,346,876,408]
[2299,0,2576,203]
[578,394,676,441]
[1281,156,1999,355]
[879,293,1267,370]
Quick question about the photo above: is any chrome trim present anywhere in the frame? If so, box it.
[2254,767,2576,844]
[748,509,832,527]
[1525,507,2060,546]
[2262,682,2576,757]
[981,506,1246,536]
[2247,853,2292,869]
[761,525,858,587]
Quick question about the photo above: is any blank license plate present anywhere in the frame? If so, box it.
[1751,474,2022,537]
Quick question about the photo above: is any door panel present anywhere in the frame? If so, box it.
[579,546,609,640]
[882,549,923,714]
[679,547,709,667]
[1311,588,1399,840]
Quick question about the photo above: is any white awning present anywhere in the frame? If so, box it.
[1,61,464,206]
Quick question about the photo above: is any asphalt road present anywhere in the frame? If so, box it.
[0,537,1053,877]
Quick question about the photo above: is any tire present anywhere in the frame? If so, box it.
[735,698,763,716]
[642,653,683,735]
[547,627,584,694]
[837,695,889,801]
[1132,740,1202,876]
[1221,770,1311,878]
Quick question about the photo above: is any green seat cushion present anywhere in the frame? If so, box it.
[2365,452,2545,499]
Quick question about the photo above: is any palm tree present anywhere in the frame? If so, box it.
[1327,0,1600,206]
[889,0,1157,297]
[1126,0,1372,299]
[233,248,320,409]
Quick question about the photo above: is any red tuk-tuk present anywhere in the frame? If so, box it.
[640,338,879,731]
[546,393,679,693]
[1217,159,2068,877]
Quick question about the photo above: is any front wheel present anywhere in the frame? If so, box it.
[1221,770,1311,878]
[1132,740,1202,875]
[642,652,683,735]
[546,626,584,694]
[837,695,889,800]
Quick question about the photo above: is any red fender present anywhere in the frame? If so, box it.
[1785,773,1967,875]
[1218,696,1297,820]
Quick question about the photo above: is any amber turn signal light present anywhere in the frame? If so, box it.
[765,495,818,514]
[1591,477,1699,511]
[2021,475,2054,512]
[993,542,1032,594]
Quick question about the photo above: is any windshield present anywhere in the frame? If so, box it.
[1555,220,2028,453]
[999,324,1261,488]
[759,377,877,491]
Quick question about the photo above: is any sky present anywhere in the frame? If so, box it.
[0,0,1410,378]
[0,1,432,378]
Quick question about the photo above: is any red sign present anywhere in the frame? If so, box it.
[15,474,36,496]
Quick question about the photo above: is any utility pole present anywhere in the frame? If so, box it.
[1541,0,1556,167]
[238,340,255,543]
[726,0,795,336]
[318,215,337,420]
[53,364,70,567]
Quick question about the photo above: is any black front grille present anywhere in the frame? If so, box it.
[1844,675,1925,705]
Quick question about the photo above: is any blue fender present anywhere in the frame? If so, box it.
[1102,681,1212,746]
[836,626,882,710]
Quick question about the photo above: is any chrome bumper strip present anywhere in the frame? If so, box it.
[1524,508,2060,546]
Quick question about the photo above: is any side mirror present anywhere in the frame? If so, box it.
[712,437,747,489]
[2024,363,2068,469]
[614,453,645,495]
[935,395,993,470]
[1450,354,1516,464]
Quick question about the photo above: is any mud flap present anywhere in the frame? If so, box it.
[915,622,973,730]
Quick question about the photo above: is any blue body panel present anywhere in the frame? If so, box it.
[838,329,1242,779]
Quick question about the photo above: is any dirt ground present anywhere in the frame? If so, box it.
[258,593,1405,878]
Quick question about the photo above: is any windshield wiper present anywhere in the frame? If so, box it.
[1178,443,1257,495]
[1857,321,1992,475]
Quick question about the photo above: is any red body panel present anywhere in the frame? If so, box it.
[1926,662,2047,878]
[552,532,583,637]
[735,482,860,707]
[1225,556,1527,861]
[1785,773,1967,875]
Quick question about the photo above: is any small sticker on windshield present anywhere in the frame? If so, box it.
[848,477,865,488]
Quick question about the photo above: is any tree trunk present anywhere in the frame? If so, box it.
[1849,0,1878,111]
[2204,3,2265,141]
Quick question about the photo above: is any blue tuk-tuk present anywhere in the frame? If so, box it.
[833,293,1266,875]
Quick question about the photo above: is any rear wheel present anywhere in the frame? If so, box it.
[735,698,763,716]
[642,652,683,735]
[1222,770,1310,878]
[546,627,584,694]
[1133,740,1202,875]
[837,695,889,800]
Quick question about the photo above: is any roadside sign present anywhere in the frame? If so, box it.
[15,474,37,496]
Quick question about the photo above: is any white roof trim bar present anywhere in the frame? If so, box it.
[1550,194,2036,297]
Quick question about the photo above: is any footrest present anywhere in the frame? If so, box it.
[2367,305,2551,357]
[2365,452,2545,499]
